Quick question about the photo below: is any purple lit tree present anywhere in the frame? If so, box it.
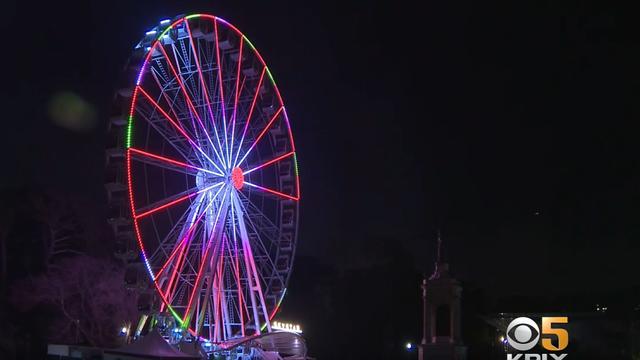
[12,255,138,347]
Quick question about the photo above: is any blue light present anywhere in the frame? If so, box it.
[405,342,413,350]
[160,19,171,25]
[146,30,157,36]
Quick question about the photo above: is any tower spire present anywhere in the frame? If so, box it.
[430,230,449,280]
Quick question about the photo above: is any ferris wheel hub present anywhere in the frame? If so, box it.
[231,167,244,190]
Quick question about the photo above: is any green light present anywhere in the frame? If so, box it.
[126,115,133,148]
[242,36,256,51]
[265,67,276,85]
[168,306,184,326]
[243,36,278,87]
[293,153,299,177]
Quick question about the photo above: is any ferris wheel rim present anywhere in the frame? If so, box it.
[122,13,300,342]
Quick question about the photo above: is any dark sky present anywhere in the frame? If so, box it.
[2,0,640,296]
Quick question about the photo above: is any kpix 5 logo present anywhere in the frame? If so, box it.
[505,316,568,360]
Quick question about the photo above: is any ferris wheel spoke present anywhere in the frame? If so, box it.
[159,208,206,311]
[242,181,299,201]
[133,105,202,166]
[236,106,283,167]
[228,36,244,167]
[165,186,224,288]
[235,197,284,287]
[243,151,295,175]
[237,191,280,235]
[167,43,208,152]
[150,197,200,265]
[233,67,266,167]
[150,67,191,131]
[183,20,229,170]
[213,18,230,169]
[135,182,223,220]
[154,190,220,282]
[156,44,227,170]
[148,65,206,160]
[129,147,217,176]
[182,186,230,327]
[231,193,272,333]
[229,192,251,335]
[138,86,223,175]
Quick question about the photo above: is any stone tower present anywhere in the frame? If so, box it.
[418,234,467,360]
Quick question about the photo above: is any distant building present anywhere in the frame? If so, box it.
[419,235,467,360]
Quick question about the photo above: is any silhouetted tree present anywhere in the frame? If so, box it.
[12,255,138,347]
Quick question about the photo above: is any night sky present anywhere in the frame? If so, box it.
[3,0,640,325]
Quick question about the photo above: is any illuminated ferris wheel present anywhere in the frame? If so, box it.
[112,13,300,346]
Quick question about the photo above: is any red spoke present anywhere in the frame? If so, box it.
[161,184,222,309]
[155,197,213,281]
[156,43,226,170]
[183,189,228,325]
[129,147,216,175]
[159,240,188,311]
[236,106,283,166]
[243,181,299,201]
[135,182,223,219]
[137,86,220,172]
[136,192,196,220]
[243,151,294,175]
[233,67,266,166]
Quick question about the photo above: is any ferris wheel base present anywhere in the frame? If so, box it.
[203,331,309,360]
[103,330,309,360]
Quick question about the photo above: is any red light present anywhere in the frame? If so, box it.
[232,167,244,190]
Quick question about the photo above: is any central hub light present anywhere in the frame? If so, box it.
[231,167,244,190]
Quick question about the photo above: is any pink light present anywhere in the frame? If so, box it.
[233,67,266,167]
[229,194,246,336]
[243,181,299,201]
[243,151,294,175]
[155,193,217,281]
[229,37,244,166]
[213,18,230,165]
[183,19,227,169]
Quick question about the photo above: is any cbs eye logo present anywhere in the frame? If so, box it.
[506,317,568,352]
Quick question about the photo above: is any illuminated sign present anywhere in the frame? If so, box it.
[272,321,302,334]
[506,317,568,359]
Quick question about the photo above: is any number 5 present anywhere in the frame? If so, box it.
[541,317,568,351]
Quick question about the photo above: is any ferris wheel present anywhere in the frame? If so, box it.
[113,14,300,345]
